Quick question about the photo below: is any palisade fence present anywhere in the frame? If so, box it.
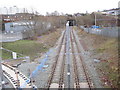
[80,26,119,37]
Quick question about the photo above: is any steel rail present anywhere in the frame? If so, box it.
[45,30,66,88]
[58,32,66,89]
[70,29,80,89]
[71,29,93,89]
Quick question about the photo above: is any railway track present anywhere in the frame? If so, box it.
[71,29,93,89]
[58,31,66,89]
[45,30,66,88]
[70,29,80,89]
[45,26,94,89]
[2,63,36,89]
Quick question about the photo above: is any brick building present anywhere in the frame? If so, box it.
[1,13,35,22]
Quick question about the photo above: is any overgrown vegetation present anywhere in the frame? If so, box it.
[77,28,118,88]
[2,28,62,61]
[2,40,48,60]
[96,38,118,88]
[21,13,67,40]
[75,13,116,27]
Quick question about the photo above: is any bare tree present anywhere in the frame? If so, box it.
[21,10,67,39]
[21,8,40,39]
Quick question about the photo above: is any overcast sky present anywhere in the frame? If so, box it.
[0,0,119,15]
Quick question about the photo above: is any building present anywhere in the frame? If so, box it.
[0,13,35,32]
[103,8,120,16]
[74,13,86,16]
[1,13,35,23]
[15,13,34,20]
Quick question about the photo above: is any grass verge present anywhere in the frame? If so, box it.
[2,40,48,60]
[77,27,118,88]
[2,28,62,61]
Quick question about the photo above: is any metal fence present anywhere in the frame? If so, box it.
[0,32,23,42]
[80,26,119,37]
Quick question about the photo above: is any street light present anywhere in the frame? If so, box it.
[13,6,19,21]
[115,10,118,26]
[13,6,19,13]
[94,13,97,26]
[4,7,8,14]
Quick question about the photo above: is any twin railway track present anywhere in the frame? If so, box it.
[2,26,96,89]
[45,27,94,89]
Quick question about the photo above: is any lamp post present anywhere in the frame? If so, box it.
[13,6,19,13]
[4,7,8,14]
[94,13,97,26]
[3,7,8,32]
[9,7,12,14]
[13,6,19,21]
[115,10,118,26]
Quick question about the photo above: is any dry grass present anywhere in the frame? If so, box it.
[2,28,63,61]
[37,28,63,47]
[77,28,118,88]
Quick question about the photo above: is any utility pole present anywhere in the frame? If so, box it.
[4,7,8,15]
[13,6,19,13]
[9,7,14,33]
[13,6,19,21]
[95,13,97,26]
[115,11,118,26]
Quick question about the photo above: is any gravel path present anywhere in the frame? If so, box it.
[74,29,103,88]
[17,31,65,88]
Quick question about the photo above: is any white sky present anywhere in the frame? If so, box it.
[0,0,119,15]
